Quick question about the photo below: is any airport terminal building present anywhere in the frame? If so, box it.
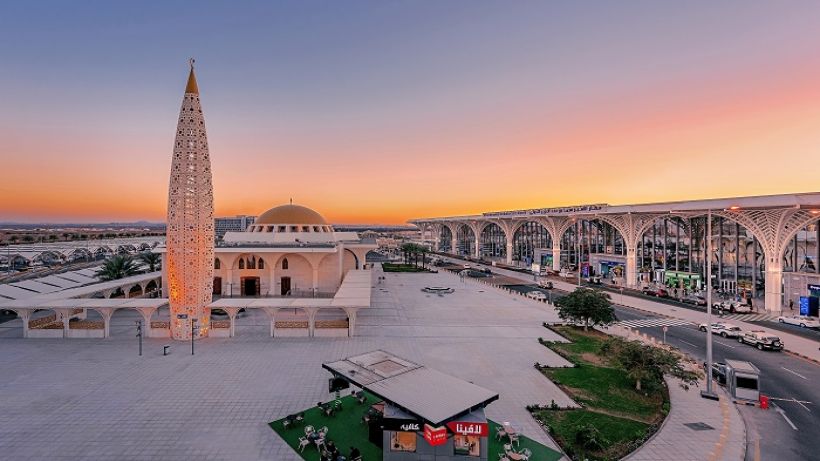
[411,192,820,313]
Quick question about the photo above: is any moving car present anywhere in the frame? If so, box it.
[777,315,820,329]
[683,295,707,306]
[702,361,728,385]
[698,322,742,338]
[537,280,554,290]
[526,291,547,301]
[737,330,784,351]
[642,287,669,298]
[713,300,751,314]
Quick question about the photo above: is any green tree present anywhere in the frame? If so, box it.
[554,288,616,331]
[22,235,34,243]
[602,337,699,391]
[9,235,19,244]
[48,235,58,241]
[95,255,141,281]
[574,423,608,459]
[140,252,161,272]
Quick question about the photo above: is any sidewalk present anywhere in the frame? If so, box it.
[438,255,820,363]
[624,377,746,461]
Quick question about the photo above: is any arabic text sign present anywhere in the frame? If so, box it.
[483,204,607,218]
[446,421,489,437]
[423,424,448,446]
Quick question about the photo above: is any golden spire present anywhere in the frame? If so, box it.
[185,58,199,94]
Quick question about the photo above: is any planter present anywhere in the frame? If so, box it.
[28,329,64,338]
[67,329,105,339]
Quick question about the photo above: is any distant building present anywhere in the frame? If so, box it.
[215,215,256,239]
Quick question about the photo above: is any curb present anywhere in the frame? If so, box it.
[783,350,820,365]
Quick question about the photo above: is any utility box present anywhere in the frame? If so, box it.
[725,359,760,402]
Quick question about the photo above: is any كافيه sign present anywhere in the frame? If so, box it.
[446,421,489,437]
[382,417,422,432]
[423,424,448,446]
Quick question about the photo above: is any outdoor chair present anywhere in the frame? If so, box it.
[315,437,326,452]
[323,406,335,417]
[318,426,329,437]
[295,413,305,424]
[495,427,507,441]
[508,433,520,447]
[361,414,370,425]
[305,425,315,436]
[520,448,532,460]
[282,418,292,430]
[497,454,510,461]
[297,437,310,453]
[354,391,366,404]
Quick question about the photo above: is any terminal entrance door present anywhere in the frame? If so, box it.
[281,276,291,296]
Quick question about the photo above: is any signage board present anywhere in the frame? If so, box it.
[176,314,188,319]
[531,263,541,274]
[382,418,422,432]
[483,204,608,218]
[446,421,489,437]
[423,424,447,446]
[799,296,819,316]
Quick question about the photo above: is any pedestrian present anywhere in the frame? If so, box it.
[789,299,794,311]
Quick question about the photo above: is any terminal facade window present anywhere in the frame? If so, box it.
[453,434,480,457]
[390,431,416,452]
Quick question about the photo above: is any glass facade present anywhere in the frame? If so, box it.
[456,225,475,256]
[439,226,453,252]
[479,223,506,259]
[783,219,819,273]
[512,221,552,266]
[559,220,625,269]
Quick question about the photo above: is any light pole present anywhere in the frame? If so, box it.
[191,319,198,356]
[576,222,582,287]
[136,320,143,356]
[701,209,718,400]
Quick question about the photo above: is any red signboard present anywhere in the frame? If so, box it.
[423,424,448,446]
[446,421,489,437]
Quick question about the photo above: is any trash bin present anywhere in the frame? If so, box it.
[759,394,769,410]
[163,345,170,356]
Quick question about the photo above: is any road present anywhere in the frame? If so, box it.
[435,255,819,460]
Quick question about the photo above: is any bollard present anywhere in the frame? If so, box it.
[163,345,170,356]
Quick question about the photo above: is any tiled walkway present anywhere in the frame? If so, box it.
[0,268,572,460]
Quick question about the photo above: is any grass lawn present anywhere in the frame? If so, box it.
[532,325,667,460]
[381,263,428,272]
[270,393,562,461]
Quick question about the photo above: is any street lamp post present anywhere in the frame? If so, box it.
[191,319,198,356]
[136,320,143,356]
[702,209,718,400]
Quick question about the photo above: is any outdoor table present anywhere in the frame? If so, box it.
[506,452,525,461]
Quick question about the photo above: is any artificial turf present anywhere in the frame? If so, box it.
[270,393,562,461]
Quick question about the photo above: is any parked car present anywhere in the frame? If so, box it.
[713,300,751,314]
[586,276,602,285]
[683,295,707,306]
[737,330,784,351]
[477,267,493,275]
[698,323,742,338]
[642,287,669,298]
[466,269,490,278]
[702,361,727,385]
[526,291,547,301]
[777,315,820,329]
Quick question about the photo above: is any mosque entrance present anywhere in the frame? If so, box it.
[280,276,291,296]
[213,277,222,295]
[241,277,260,297]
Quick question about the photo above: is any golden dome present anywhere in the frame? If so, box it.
[255,204,328,225]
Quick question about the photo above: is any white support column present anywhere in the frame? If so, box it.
[312,267,319,295]
[338,243,345,285]
[96,307,116,338]
[263,307,277,337]
[226,269,234,296]
[134,307,157,338]
[15,309,32,339]
[552,245,561,271]
[224,307,241,338]
[55,308,71,338]
[451,236,458,255]
[626,244,638,289]
[505,234,514,265]
[344,307,358,337]
[267,266,276,297]
[764,264,783,314]
[474,239,481,258]
[306,307,318,337]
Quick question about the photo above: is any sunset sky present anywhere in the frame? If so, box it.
[2,1,820,224]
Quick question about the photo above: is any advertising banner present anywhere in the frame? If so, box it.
[423,424,447,446]
[446,421,489,437]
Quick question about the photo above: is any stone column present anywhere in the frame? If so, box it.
[552,245,561,271]
[306,307,318,337]
[345,307,358,337]
[764,263,783,314]
[505,235,514,265]
[451,236,458,255]
[96,307,116,338]
[338,243,345,285]
[263,307,277,337]
[268,266,276,297]
[474,239,481,258]
[55,308,71,338]
[134,307,157,338]
[225,269,234,296]
[15,309,32,339]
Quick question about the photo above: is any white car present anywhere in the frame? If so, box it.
[698,322,742,338]
[526,291,547,301]
[777,315,820,329]
[713,301,752,314]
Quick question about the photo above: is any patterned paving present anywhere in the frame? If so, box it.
[0,268,573,460]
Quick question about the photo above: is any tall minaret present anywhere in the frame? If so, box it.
[166,59,214,340]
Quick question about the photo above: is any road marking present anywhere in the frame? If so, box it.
[678,339,698,348]
[775,406,798,430]
[754,438,761,461]
[781,367,808,380]
[713,340,736,348]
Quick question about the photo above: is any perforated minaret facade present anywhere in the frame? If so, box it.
[166,60,214,340]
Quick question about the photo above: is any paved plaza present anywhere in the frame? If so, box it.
[0,268,573,460]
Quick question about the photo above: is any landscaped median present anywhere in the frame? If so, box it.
[381,263,431,272]
[270,392,562,461]
[530,325,698,461]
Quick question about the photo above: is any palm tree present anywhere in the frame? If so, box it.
[22,235,34,243]
[9,235,19,244]
[140,252,161,272]
[96,255,141,281]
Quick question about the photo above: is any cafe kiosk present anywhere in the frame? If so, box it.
[323,350,499,461]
